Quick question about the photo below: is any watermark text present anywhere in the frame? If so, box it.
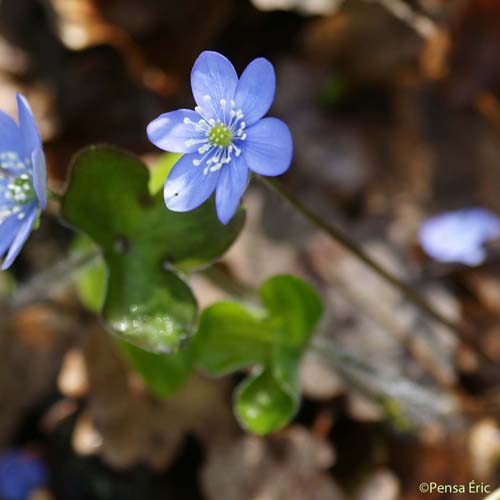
[419,481,491,495]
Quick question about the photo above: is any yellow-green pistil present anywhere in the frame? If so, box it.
[183,97,248,175]
[9,176,36,204]
[208,123,233,147]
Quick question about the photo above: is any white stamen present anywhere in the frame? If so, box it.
[0,151,37,224]
[198,144,211,154]
[182,96,249,177]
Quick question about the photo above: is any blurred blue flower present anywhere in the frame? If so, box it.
[0,449,48,500]
[0,94,47,270]
[147,51,293,224]
[419,207,500,266]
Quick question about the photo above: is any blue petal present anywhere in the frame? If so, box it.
[164,154,219,212]
[147,109,207,153]
[419,207,500,266]
[0,109,21,153]
[31,148,47,209]
[0,450,48,500]
[1,204,37,270]
[16,94,41,157]
[243,118,293,176]
[0,215,22,258]
[234,58,276,126]
[215,156,249,224]
[191,51,238,119]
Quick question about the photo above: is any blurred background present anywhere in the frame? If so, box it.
[1,0,500,498]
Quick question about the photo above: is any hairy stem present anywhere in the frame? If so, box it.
[260,177,462,335]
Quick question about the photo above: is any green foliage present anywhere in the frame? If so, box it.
[319,74,348,107]
[118,340,194,398]
[64,148,323,434]
[194,275,323,434]
[236,368,297,435]
[73,236,194,397]
[73,250,323,433]
[72,235,106,313]
[62,146,244,353]
[148,152,181,195]
[0,271,16,299]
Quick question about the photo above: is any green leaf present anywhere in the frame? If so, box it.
[0,271,16,299]
[72,237,193,397]
[260,275,324,344]
[236,368,297,435]
[195,301,279,374]
[106,262,195,353]
[62,146,245,353]
[72,235,106,314]
[194,274,323,434]
[118,340,194,397]
[149,152,181,195]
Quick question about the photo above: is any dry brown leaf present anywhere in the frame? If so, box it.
[354,468,400,500]
[81,327,236,469]
[0,303,76,447]
[202,426,343,500]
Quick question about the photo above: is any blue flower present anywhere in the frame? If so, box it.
[419,207,500,266]
[0,449,48,500]
[0,94,47,270]
[147,51,293,224]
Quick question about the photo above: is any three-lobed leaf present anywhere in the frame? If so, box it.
[194,274,323,434]
[63,146,244,354]
[73,240,195,397]
[64,147,324,434]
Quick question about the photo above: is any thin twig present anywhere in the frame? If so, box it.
[10,249,100,308]
[323,263,457,387]
[310,338,455,423]
[367,0,500,150]
[364,0,438,39]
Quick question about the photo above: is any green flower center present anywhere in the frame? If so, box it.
[208,123,233,147]
[8,175,36,204]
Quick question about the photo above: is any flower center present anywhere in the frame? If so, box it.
[184,97,248,175]
[0,152,36,222]
[208,123,232,147]
[7,176,36,204]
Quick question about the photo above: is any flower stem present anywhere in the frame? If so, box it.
[260,177,462,335]
[48,190,63,203]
